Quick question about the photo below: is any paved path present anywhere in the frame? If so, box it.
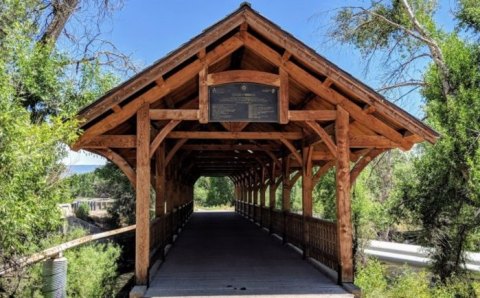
[145,212,352,298]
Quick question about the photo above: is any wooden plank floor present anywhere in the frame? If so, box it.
[145,211,352,298]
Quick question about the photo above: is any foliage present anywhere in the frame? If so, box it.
[65,242,121,298]
[0,0,125,295]
[3,228,121,298]
[355,259,479,298]
[75,202,90,221]
[94,163,136,226]
[328,0,480,281]
[63,172,97,198]
[194,177,234,207]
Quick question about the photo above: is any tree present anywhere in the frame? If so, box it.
[206,177,234,207]
[0,0,132,295]
[328,0,480,282]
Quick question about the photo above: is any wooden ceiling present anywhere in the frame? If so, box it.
[73,3,438,183]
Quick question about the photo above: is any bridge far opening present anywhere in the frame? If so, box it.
[193,176,235,211]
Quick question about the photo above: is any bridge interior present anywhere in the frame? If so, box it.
[146,211,352,298]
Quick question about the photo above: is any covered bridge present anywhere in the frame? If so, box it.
[72,3,438,297]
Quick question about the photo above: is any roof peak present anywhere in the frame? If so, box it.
[239,2,252,8]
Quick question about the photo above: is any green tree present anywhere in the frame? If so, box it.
[328,0,480,282]
[0,0,130,295]
[205,177,234,207]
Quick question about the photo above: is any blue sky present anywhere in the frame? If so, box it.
[65,0,457,165]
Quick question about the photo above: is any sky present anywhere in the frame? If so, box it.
[64,0,458,165]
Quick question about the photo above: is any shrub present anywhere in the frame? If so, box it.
[75,202,90,220]
[65,242,121,297]
[6,229,121,297]
[355,259,388,297]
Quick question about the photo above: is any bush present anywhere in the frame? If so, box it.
[355,259,480,298]
[3,228,121,297]
[75,202,90,220]
[65,242,121,297]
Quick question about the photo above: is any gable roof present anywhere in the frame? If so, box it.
[76,3,438,146]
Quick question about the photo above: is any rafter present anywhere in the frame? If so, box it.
[74,34,243,148]
[166,131,303,140]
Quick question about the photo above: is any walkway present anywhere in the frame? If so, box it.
[145,212,352,298]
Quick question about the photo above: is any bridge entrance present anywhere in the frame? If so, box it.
[72,3,438,297]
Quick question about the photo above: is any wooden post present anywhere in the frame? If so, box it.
[135,104,151,285]
[302,146,313,259]
[155,142,166,261]
[335,105,354,283]
[260,167,266,226]
[279,68,289,124]
[253,172,258,222]
[282,157,291,243]
[199,65,208,123]
[248,174,253,219]
[155,143,166,217]
[269,162,276,233]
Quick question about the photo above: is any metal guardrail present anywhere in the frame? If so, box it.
[364,240,480,272]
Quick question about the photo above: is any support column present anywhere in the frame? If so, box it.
[335,106,353,283]
[260,167,266,226]
[248,174,253,219]
[253,172,258,222]
[269,162,276,233]
[302,146,313,258]
[155,143,165,217]
[282,157,291,243]
[135,104,151,285]
[155,142,166,261]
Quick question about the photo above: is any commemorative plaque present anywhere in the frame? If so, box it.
[209,83,279,122]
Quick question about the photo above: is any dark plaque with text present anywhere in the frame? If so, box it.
[209,83,279,122]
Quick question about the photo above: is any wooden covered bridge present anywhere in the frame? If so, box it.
[72,4,438,297]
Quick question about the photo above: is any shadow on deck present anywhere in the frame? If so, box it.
[145,212,352,298]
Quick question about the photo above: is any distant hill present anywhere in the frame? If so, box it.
[66,165,103,176]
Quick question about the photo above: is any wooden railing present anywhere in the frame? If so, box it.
[150,200,194,262]
[235,200,339,273]
[0,225,136,276]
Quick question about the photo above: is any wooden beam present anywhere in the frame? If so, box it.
[242,13,437,143]
[312,161,335,184]
[312,150,334,161]
[302,145,314,258]
[199,64,208,123]
[207,70,280,86]
[180,144,281,151]
[305,121,337,158]
[350,149,385,185]
[155,143,166,218]
[349,135,399,149]
[75,34,243,147]
[282,157,291,212]
[150,109,199,120]
[82,135,136,148]
[165,139,188,166]
[279,68,289,124]
[288,110,336,121]
[78,12,244,124]
[135,104,150,285]
[269,161,277,210]
[335,105,353,283]
[150,120,181,158]
[279,137,302,164]
[241,32,413,149]
[91,148,136,188]
[166,131,303,140]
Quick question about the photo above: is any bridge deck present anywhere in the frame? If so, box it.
[145,212,352,298]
